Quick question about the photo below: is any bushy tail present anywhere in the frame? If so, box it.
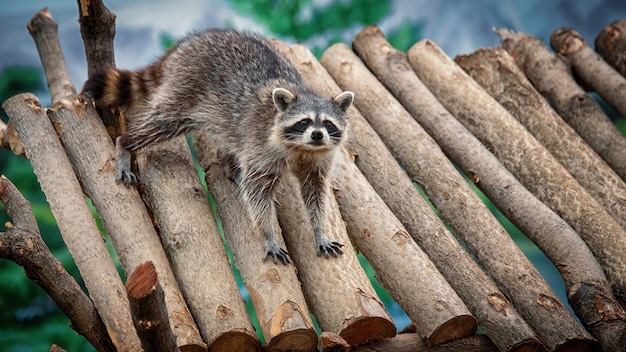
[81,61,163,109]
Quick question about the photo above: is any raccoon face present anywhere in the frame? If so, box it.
[273,88,354,151]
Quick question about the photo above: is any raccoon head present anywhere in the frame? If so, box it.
[273,88,354,151]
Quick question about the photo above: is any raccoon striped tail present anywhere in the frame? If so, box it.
[81,62,163,109]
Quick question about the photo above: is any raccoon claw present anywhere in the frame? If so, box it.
[317,241,344,258]
[263,247,291,265]
[116,170,137,187]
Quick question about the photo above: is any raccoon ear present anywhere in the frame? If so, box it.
[272,88,296,112]
[333,91,354,112]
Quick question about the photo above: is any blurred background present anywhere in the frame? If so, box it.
[1,0,626,350]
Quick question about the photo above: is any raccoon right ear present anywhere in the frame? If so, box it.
[272,88,296,112]
[333,91,354,112]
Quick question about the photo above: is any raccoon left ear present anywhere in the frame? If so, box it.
[333,91,354,112]
[273,88,296,112]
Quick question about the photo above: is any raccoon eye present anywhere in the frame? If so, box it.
[299,119,311,127]
[323,120,334,129]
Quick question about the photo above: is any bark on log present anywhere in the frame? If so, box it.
[47,95,206,352]
[332,34,583,351]
[0,175,115,352]
[551,27,626,120]
[595,19,626,77]
[495,30,626,296]
[454,46,626,351]
[195,134,314,352]
[456,46,626,242]
[76,0,116,75]
[275,170,397,347]
[3,120,24,156]
[3,93,142,351]
[138,136,259,351]
[350,334,499,352]
[497,28,626,181]
[332,148,477,346]
[273,41,541,351]
[126,261,178,352]
[76,0,123,139]
[27,8,75,104]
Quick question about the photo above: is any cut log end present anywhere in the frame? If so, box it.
[340,316,397,346]
[125,261,157,299]
[509,339,548,352]
[208,329,261,352]
[553,339,598,352]
[267,328,318,351]
[424,315,477,347]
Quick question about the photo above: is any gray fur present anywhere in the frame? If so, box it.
[83,28,354,264]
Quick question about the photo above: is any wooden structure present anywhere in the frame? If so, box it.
[1,1,626,351]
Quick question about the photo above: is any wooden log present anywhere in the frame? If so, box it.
[275,170,397,346]
[454,46,626,352]
[3,93,142,351]
[126,261,178,352]
[49,345,67,352]
[27,8,75,104]
[456,46,626,241]
[551,27,626,120]
[195,134,315,352]
[47,90,205,352]
[76,0,123,138]
[595,19,626,77]
[138,136,259,351]
[0,175,115,352]
[408,38,618,348]
[495,29,626,296]
[497,28,626,181]
[273,42,527,349]
[333,33,575,351]
[330,148,477,346]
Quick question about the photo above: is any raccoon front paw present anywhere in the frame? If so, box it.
[317,239,344,258]
[263,246,291,265]
[115,169,137,187]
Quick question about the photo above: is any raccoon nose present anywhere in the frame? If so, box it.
[311,130,324,140]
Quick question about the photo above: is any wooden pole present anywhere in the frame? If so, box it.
[3,93,142,351]
[0,176,115,352]
[138,136,259,351]
[272,41,539,350]
[497,28,626,182]
[275,171,398,346]
[551,27,626,121]
[595,19,626,77]
[456,46,626,238]
[126,261,178,352]
[196,134,316,352]
[454,46,626,352]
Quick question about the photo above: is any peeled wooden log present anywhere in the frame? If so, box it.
[454,46,626,352]
[497,28,626,182]
[126,261,178,352]
[334,32,586,351]
[595,19,626,77]
[47,96,206,351]
[551,27,626,120]
[3,93,141,351]
[495,29,626,297]
[275,171,397,347]
[138,136,257,351]
[0,176,115,352]
[195,134,316,352]
[272,41,542,350]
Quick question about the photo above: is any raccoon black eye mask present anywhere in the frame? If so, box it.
[82,28,354,264]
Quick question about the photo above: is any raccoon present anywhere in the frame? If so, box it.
[82,28,354,265]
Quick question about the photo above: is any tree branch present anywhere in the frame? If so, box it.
[0,175,115,351]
